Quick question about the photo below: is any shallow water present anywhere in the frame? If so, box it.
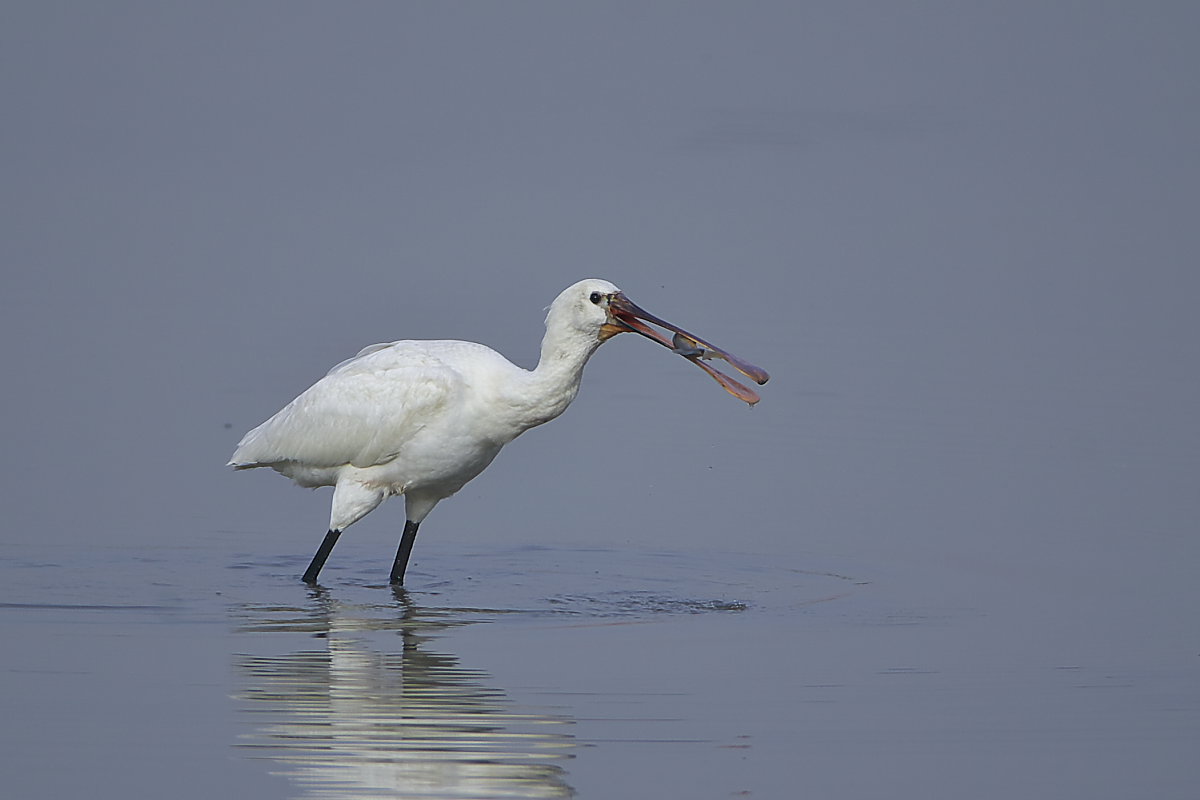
[4,538,1196,799]
[3,542,853,799]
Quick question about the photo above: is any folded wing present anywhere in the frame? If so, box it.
[229,342,464,470]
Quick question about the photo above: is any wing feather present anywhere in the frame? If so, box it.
[229,342,465,470]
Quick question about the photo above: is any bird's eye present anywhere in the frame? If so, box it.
[589,291,603,305]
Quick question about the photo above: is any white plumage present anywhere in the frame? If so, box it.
[230,278,767,586]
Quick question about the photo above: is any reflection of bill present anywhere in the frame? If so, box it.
[235,590,575,799]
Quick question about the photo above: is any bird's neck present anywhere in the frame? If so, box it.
[505,327,603,433]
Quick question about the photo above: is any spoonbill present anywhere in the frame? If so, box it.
[229,279,768,586]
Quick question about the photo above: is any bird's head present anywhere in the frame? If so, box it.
[549,278,770,405]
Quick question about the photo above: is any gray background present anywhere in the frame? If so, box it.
[2,2,1198,798]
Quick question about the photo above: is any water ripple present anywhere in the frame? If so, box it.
[235,593,575,799]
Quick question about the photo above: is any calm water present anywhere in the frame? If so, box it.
[4,3,1199,798]
[3,535,1195,798]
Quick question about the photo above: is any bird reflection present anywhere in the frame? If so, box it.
[234,588,575,799]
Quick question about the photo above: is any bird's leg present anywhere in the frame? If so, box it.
[389,520,421,585]
[302,529,342,584]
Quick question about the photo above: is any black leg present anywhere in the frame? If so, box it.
[390,520,420,585]
[302,529,341,584]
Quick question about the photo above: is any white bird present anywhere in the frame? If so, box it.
[229,279,768,586]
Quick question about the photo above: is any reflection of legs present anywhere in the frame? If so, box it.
[302,529,341,584]
[390,520,420,585]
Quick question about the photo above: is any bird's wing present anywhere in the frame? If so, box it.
[229,343,466,470]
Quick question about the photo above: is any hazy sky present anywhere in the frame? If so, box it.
[2,2,1197,595]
